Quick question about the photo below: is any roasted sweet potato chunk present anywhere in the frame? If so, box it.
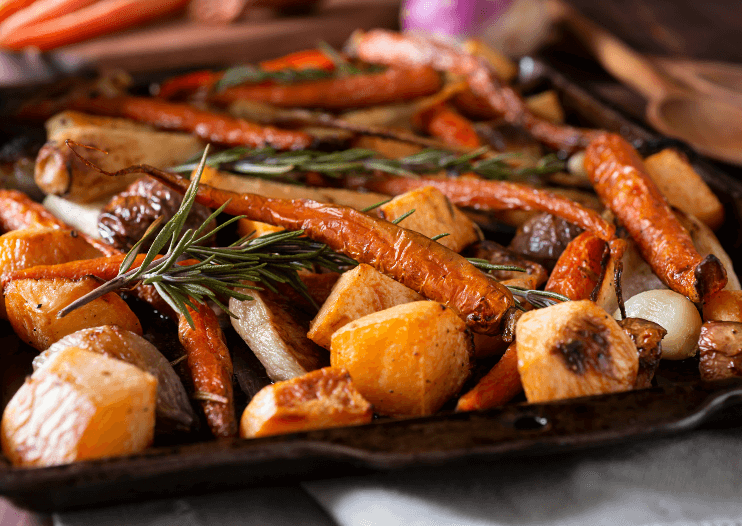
[240,367,372,438]
[703,290,742,323]
[331,301,472,416]
[1,347,156,467]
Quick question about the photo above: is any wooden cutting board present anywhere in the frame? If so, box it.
[48,0,399,74]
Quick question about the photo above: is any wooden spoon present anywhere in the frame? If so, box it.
[653,57,742,105]
[557,3,742,166]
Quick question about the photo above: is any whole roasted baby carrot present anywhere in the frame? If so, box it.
[456,343,522,412]
[209,66,442,109]
[0,0,97,41]
[349,29,598,153]
[65,152,517,335]
[361,175,615,243]
[178,303,237,438]
[545,231,608,301]
[157,49,335,100]
[0,0,36,23]
[413,102,482,149]
[585,133,726,302]
[72,96,312,150]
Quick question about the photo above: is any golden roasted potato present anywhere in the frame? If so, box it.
[1,346,156,467]
[703,290,742,322]
[236,218,284,239]
[35,111,205,202]
[516,300,638,403]
[525,90,565,124]
[4,276,142,350]
[331,301,472,416]
[377,186,481,252]
[0,227,101,318]
[230,286,328,381]
[644,149,724,230]
[308,264,423,349]
[240,367,372,438]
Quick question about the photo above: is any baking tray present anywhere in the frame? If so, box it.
[1,57,742,513]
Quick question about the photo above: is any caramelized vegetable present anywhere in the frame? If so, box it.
[584,133,727,302]
[698,321,742,381]
[349,29,599,152]
[72,96,313,150]
[456,342,522,412]
[210,66,442,110]
[545,232,608,301]
[361,175,615,242]
[618,318,666,389]
[412,102,482,149]
[240,367,372,438]
[178,302,236,438]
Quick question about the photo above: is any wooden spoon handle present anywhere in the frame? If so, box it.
[554,1,671,101]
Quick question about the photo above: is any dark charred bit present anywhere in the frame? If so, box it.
[614,258,626,320]
[501,306,522,343]
[553,318,613,376]
[699,321,742,381]
[694,253,727,301]
[98,178,217,252]
[509,213,583,270]
[463,240,548,285]
[589,243,611,302]
[619,317,666,389]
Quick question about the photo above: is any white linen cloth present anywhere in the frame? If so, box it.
[52,425,742,526]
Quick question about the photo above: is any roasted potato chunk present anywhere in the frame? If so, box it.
[0,227,101,318]
[703,290,742,322]
[5,276,142,350]
[230,286,328,382]
[240,367,372,438]
[331,301,472,416]
[516,300,638,403]
[35,111,205,202]
[524,90,565,124]
[699,321,742,381]
[377,186,481,252]
[308,264,423,349]
[1,347,156,467]
[644,149,724,230]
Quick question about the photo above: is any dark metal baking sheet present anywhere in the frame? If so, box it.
[1,57,742,513]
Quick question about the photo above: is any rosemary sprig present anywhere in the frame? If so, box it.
[170,146,564,181]
[214,66,334,92]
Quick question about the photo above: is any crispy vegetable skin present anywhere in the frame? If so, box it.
[698,321,742,381]
[703,290,742,322]
[178,303,237,438]
[350,29,599,153]
[1,347,157,467]
[72,96,312,150]
[618,318,666,389]
[545,232,608,301]
[412,102,482,149]
[210,66,442,110]
[456,342,522,412]
[240,367,372,438]
[361,175,615,242]
[4,276,142,351]
[331,301,473,416]
[585,133,727,302]
[516,300,638,403]
[96,164,516,335]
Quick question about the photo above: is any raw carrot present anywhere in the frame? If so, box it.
[0,0,35,23]
[456,343,522,411]
[72,96,313,150]
[0,0,189,51]
[0,0,97,43]
[413,102,482,149]
[209,66,442,110]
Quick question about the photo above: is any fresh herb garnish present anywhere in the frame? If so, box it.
[214,66,334,92]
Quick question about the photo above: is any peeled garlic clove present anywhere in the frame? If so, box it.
[615,290,702,360]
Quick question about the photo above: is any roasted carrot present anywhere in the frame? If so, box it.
[0,0,96,42]
[0,0,35,23]
[209,66,442,110]
[456,343,522,412]
[4,253,139,287]
[545,232,608,301]
[349,29,599,153]
[584,133,727,302]
[178,302,237,438]
[157,50,335,100]
[72,96,312,150]
[0,0,190,51]
[65,153,517,336]
[413,102,482,149]
[360,175,615,243]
